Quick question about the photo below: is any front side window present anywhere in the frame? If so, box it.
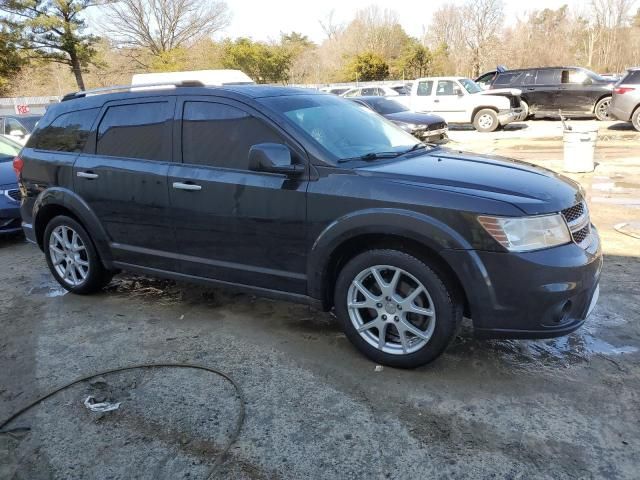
[416,81,433,96]
[436,80,457,96]
[182,102,283,170]
[261,94,419,162]
[30,108,99,152]
[494,73,521,86]
[97,102,172,161]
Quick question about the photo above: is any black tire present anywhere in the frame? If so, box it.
[334,249,462,368]
[632,107,640,132]
[472,108,499,132]
[43,215,112,294]
[594,96,612,121]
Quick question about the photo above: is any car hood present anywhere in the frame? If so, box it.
[0,159,17,187]
[384,112,446,126]
[358,148,582,215]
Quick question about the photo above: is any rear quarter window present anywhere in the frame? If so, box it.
[29,108,99,152]
[623,70,640,84]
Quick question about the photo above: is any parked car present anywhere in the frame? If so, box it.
[609,67,640,131]
[1,114,42,145]
[351,96,448,143]
[320,86,352,96]
[390,84,411,96]
[0,135,23,234]
[17,82,601,368]
[341,86,400,97]
[396,77,523,132]
[476,66,616,121]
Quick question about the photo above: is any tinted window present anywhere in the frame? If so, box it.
[18,116,41,132]
[495,72,522,86]
[30,108,98,152]
[182,102,283,170]
[624,70,640,84]
[364,98,409,115]
[97,102,172,161]
[520,71,536,85]
[536,69,561,85]
[417,81,433,96]
[476,72,496,87]
[361,88,378,96]
[5,118,27,136]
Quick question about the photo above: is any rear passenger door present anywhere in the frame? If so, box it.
[167,97,309,294]
[410,80,435,113]
[74,97,177,270]
[529,69,561,114]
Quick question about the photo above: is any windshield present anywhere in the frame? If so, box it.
[0,137,21,161]
[582,68,608,83]
[362,98,409,115]
[261,94,420,162]
[459,78,482,94]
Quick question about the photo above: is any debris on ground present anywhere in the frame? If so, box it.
[83,396,121,413]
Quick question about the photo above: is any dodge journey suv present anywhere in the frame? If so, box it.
[16,82,602,368]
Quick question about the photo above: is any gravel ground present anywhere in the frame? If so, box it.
[1,119,639,479]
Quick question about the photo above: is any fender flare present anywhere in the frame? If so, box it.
[32,187,114,268]
[307,208,473,302]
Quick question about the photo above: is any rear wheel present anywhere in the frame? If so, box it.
[632,107,640,132]
[44,215,112,294]
[334,249,461,368]
[594,97,612,121]
[519,100,530,121]
[473,109,499,132]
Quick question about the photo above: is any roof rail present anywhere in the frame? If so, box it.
[61,80,206,102]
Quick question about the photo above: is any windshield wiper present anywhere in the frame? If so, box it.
[401,142,427,154]
[338,151,401,163]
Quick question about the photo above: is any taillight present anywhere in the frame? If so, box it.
[614,87,635,94]
[13,156,23,178]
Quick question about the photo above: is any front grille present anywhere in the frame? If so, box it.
[561,201,591,248]
[6,189,20,202]
[429,122,447,131]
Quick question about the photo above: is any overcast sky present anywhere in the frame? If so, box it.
[221,0,585,42]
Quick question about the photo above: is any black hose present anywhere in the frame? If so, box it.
[0,363,245,479]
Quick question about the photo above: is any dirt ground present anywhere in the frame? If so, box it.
[1,119,639,479]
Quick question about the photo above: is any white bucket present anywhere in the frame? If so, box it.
[563,127,598,173]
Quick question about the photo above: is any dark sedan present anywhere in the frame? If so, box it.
[0,136,22,234]
[351,96,448,143]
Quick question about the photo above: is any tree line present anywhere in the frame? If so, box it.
[0,0,639,96]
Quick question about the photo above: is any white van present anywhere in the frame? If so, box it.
[131,70,254,87]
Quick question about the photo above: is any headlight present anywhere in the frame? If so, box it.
[478,214,571,252]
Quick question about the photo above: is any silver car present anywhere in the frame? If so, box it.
[609,68,640,131]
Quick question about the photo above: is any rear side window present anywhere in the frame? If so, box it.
[182,101,283,170]
[416,81,433,96]
[535,69,561,85]
[623,70,640,84]
[30,108,98,152]
[97,102,172,161]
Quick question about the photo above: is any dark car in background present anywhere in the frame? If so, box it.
[351,96,448,143]
[0,136,23,234]
[609,67,640,131]
[17,83,601,368]
[476,67,616,121]
[1,114,42,145]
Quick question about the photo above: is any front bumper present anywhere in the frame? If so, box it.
[498,108,522,125]
[416,127,448,143]
[441,227,602,339]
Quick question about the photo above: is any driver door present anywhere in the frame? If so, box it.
[433,80,468,123]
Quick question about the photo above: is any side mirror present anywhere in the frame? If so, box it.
[249,143,304,176]
[9,130,25,138]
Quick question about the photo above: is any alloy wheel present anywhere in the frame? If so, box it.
[48,225,90,287]
[478,113,494,130]
[346,265,436,355]
[596,98,611,120]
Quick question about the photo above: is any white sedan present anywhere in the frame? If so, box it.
[341,86,399,98]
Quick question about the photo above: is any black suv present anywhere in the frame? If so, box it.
[476,67,616,121]
[16,83,602,368]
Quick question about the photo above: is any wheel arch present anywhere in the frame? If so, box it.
[308,209,472,313]
[33,188,114,268]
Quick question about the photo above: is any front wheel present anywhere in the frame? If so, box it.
[473,109,499,132]
[631,108,640,132]
[334,249,461,368]
[594,97,612,121]
[44,215,112,294]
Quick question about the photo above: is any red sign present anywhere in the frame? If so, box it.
[15,104,30,115]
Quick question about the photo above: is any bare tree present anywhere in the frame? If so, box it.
[462,0,504,77]
[319,9,343,40]
[103,0,230,58]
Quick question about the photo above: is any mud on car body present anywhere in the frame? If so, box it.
[16,83,602,368]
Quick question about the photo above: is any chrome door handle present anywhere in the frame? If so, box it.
[172,182,202,191]
[77,171,98,179]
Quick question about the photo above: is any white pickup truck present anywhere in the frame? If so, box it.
[396,77,523,132]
